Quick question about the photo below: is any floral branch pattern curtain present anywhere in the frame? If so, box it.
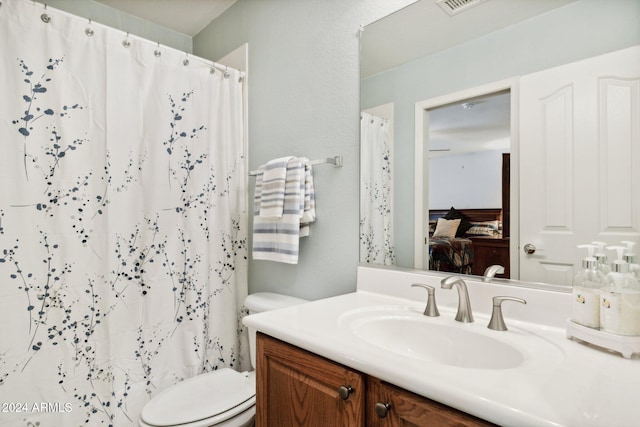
[360,112,395,265]
[0,1,248,425]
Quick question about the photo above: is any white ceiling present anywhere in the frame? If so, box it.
[94,0,237,36]
[428,91,511,157]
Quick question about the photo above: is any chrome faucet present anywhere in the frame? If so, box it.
[483,265,505,281]
[440,276,474,323]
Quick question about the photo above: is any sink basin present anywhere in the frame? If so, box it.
[340,306,564,370]
[354,316,524,369]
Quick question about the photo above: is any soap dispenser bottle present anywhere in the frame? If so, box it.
[600,246,640,335]
[622,241,640,281]
[572,244,605,328]
[592,241,611,276]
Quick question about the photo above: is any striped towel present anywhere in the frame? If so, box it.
[300,160,315,237]
[252,157,315,264]
[259,156,293,218]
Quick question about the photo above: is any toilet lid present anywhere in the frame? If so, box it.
[140,369,255,427]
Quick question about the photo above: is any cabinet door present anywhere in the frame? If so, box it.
[256,333,364,427]
[366,377,494,427]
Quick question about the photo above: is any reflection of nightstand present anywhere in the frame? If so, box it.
[471,237,510,278]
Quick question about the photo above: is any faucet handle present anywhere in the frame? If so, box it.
[411,283,440,317]
[487,296,527,331]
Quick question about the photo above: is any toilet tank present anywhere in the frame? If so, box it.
[244,292,308,369]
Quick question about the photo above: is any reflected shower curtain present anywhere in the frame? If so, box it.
[360,112,395,265]
[0,1,248,425]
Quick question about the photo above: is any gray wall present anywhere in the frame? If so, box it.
[362,0,640,268]
[193,0,414,300]
[35,0,192,52]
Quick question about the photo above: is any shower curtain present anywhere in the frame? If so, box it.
[360,112,395,265]
[0,1,248,425]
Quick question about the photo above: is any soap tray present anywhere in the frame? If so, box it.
[566,319,640,359]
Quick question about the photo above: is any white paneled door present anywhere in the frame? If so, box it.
[519,45,640,286]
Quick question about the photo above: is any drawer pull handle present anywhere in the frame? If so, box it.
[374,402,391,418]
[337,385,354,400]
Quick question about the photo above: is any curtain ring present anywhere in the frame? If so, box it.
[85,19,94,37]
[183,53,189,66]
[154,42,162,57]
[39,2,50,22]
[122,32,130,48]
[223,66,230,79]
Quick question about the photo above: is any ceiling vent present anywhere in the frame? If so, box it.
[436,0,488,16]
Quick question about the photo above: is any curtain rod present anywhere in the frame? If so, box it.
[249,156,343,176]
[28,0,244,78]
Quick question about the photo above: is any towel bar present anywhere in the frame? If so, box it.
[249,156,342,176]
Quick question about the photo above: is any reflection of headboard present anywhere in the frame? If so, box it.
[429,208,502,224]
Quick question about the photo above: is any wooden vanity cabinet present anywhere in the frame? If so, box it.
[256,333,495,427]
[256,332,365,427]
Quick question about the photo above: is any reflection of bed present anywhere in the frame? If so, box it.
[429,237,473,274]
[428,208,503,274]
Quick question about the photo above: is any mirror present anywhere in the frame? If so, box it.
[360,0,640,288]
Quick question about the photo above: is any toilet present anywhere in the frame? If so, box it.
[139,292,307,427]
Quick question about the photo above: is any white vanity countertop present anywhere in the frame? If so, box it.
[243,266,640,427]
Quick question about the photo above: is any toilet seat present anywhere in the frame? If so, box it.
[140,369,256,427]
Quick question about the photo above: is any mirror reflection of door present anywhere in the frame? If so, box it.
[519,45,640,286]
[425,90,511,278]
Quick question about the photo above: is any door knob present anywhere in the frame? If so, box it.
[523,243,536,254]
[374,402,391,418]
[337,385,353,400]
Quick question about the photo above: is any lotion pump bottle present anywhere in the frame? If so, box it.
[600,246,640,335]
[572,244,604,328]
[592,241,611,276]
[622,241,640,281]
